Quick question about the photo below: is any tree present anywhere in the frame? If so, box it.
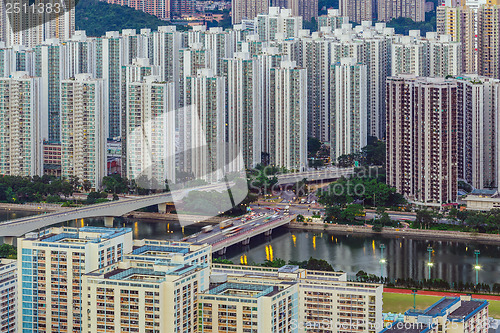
[306,257,334,271]
[308,137,322,157]
[341,204,364,224]
[0,244,16,259]
[414,210,435,229]
[262,258,286,268]
[82,180,92,192]
[324,205,342,223]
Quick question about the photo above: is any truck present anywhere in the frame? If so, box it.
[201,225,214,233]
[219,220,234,230]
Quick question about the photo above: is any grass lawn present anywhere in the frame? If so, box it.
[383,293,441,314]
[383,293,500,318]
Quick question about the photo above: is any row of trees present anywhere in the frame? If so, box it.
[0,175,76,204]
[411,208,500,234]
[357,272,493,293]
[213,256,337,272]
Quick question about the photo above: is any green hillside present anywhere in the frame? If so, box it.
[75,0,187,37]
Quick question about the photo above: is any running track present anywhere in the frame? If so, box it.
[384,288,500,301]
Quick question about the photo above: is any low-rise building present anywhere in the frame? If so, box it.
[403,296,489,333]
[211,264,383,333]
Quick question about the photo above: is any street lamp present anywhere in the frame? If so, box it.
[427,246,433,279]
[474,250,480,285]
[412,289,418,310]
[379,244,386,278]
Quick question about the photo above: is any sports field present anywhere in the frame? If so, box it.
[383,292,500,318]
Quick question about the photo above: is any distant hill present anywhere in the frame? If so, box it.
[75,0,186,37]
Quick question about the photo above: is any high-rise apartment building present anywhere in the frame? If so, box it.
[96,31,123,138]
[152,26,181,83]
[60,74,108,190]
[318,9,349,33]
[477,2,500,78]
[456,75,500,189]
[271,0,319,21]
[302,34,331,142]
[171,0,195,17]
[126,75,176,188]
[224,52,262,169]
[18,227,133,332]
[0,259,17,333]
[0,72,45,177]
[34,39,68,143]
[436,5,476,74]
[340,0,373,24]
[255,7,303,41]
[232,0,269,24]
[377,0,425,22]
[391,32,428,76]
[363,31,391,139]
[386,75,458,205]
[120,57,160,178]
[427,33,462,77]
[330,58,367,163]
[182,69,227,182]
[105,0,172,19]
[269,61,307,172]
[178,44,210,108]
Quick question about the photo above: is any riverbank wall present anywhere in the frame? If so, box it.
[289,222,500,244]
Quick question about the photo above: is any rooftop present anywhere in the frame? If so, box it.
[207,282,281,298]
[38,227,131,243]
[405,297,459,317]
[448,300,488,321]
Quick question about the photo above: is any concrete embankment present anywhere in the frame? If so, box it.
[288,222,500,244]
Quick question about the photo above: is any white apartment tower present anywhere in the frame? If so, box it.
[126,76,176,189]
[224,53,262,170]
[456,75,500,189]
[60,74,108,190]
[255,7,303,41]
[427,32,462,77]
[330,58,368,163]
[182,69,226,182]
[96,31,123,138]
[120,57,160,178]
[391,32,428,76]
[318,9,349,33]
[0,72,45,177]
[34,39,68,143]
[302,34,331,142]
[269,61,307,172]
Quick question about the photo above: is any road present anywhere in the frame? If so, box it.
[186,209,288,245]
